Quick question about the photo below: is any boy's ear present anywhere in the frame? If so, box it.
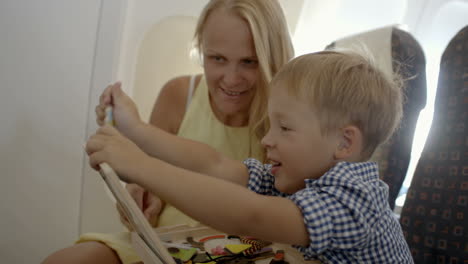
[334,125,363,161]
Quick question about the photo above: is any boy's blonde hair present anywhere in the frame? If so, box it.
[193,0,294,157]
[272,50,404,160]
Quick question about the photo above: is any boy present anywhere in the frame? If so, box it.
[86,50,413,263]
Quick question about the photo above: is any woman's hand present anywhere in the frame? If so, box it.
[95,82,143,137]
[117,184,164,230]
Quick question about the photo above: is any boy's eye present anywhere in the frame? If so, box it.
[280,126,290,132]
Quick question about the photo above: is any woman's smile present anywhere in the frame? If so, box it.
[219,86,251,100]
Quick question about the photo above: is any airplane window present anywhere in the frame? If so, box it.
[132,16,202,122]
[293,0,407,55]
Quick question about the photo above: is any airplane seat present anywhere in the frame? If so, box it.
[327,26,427,210]
[399,25,468,263]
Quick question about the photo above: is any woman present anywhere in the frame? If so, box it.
[43,0,293,263]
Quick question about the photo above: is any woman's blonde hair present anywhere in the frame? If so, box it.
[193,0,294,158]
[272,50,404,160]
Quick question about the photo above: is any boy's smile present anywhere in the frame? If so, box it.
[267,158,281,175]
[261,83,339,193]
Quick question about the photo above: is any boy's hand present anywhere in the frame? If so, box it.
[86,125,148,183]
[95,82,143,137]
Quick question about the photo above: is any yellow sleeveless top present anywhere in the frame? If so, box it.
[157,76,263,227]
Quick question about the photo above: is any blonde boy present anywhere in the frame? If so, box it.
[86,51,413,263]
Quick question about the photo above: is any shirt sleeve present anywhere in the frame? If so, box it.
[289,188,371,255]
[243,158,275,195]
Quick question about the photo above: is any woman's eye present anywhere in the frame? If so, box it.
[211,56,224,62]
[280,126,290,132]
[242,59,258,66]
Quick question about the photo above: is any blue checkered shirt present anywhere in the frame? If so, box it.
[244,158,413,263]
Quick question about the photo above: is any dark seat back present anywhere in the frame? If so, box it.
[399,25,468,263]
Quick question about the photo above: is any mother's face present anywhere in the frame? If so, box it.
[202,8,259,118]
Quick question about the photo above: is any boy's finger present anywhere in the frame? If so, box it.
[113,81,121,90]
[88,152,104,171]
[95,106,105,126]
[96,116,103,127]
[100,84,112,105]
[85,135,107,155]
[97,125,118,136]
[95,105,104,118]
[111,82,124,103]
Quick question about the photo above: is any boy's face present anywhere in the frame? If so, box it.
[261,83,339,193]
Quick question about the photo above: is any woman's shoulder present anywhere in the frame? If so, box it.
[156,74,203,108]
[149,74,203,134]
[160,74,202,98]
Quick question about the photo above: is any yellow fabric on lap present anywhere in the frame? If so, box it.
[158,204,201,227]
[76,232,141,264]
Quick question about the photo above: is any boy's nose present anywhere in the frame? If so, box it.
[261,132,273,148]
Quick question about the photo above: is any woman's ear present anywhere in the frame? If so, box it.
[334,125,363,161]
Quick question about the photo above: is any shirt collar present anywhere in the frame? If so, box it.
[304,161,379,188]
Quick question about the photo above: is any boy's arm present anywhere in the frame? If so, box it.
[128,122,248,185]
[86,126,309,246]
[135,157,310,247]
[105,83,247,185]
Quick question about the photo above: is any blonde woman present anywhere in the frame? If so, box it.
[43,0,293,263]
